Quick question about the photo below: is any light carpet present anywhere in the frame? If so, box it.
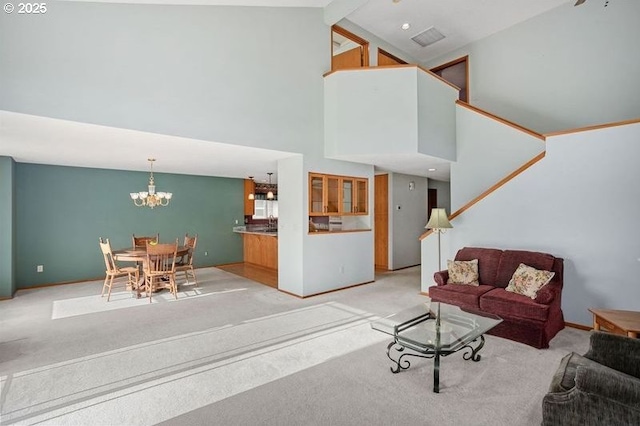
[0,266,590,426]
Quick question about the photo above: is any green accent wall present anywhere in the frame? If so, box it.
[0,156,16,297]
[15,163,244,288]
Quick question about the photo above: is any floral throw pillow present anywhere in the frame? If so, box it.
[506,263,555,299]
[446,259,479,286]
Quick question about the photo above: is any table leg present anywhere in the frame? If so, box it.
[628,331,638,338]
[433,350,440,393]
[593,315,601,331]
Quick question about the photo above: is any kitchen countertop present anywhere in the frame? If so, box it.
[233,226,278,237]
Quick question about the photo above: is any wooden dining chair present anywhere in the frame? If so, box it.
[99,237,140,301]
[132,233,159,249]
[175,233,198,286]
[143,240,178,303]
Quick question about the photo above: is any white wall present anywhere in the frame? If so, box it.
[302,157,374,296]
[389,173,427,270]
[422,121,640,326]
[325,67,418,158]
[325,67,457,162]
[452,104,546,212]
[0,3,328,156]
[417,72,458,161]
[277,155,305,296]
[425,1,640,133]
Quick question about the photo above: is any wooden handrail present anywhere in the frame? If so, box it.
[323,65,461,92]
[419,151,546,240]
[456,101,546,141]
[416,65,460,92]
[543,117,640,137]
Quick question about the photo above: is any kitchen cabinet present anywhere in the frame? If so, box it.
[309,173,368,216]
[355,178,368,214]
[244,179,255,216]
[243,233,278,270]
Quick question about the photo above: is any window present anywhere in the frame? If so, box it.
[252,200,278,219]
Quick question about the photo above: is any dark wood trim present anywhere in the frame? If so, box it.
[543,117,640,137]
[449,152,546,222]
[324,65,460,93]
[419,152,546,240]
[389,264,420,271]
[308,229,371,235]
[457,100,546,140]
[16,276,104,291]
[331,25,369,70]
[279,280,375,299]
[377,48,407,65]
[332,25,368,47]
[417,65,460,91]
[565,322,592,331]
[430,55,469,102]
[324,64,414,78]
[10,264,222,293]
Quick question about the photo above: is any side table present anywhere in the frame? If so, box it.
[589,308,640,338]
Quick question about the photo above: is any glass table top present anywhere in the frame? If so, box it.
[371,300,502,353]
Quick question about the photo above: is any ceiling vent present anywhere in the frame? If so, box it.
[411,26,445,48]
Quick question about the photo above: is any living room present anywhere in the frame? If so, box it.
[1,0,639,424]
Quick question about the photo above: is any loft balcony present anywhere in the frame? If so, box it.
[324,66,459,176]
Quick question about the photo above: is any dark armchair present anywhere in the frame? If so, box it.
[542,331,640,425]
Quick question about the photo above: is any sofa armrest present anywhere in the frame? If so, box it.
[543,365,640,426]
[574,365,640,408]
[433,270,449,286]
[585,331,640,379]
[534,281,561,305]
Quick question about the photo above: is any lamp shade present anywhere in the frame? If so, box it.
[425,208,452,230]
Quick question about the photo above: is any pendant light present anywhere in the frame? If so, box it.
[247,176,255,200]
[267,172,274,200]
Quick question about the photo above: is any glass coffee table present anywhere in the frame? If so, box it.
[371,301,502,393]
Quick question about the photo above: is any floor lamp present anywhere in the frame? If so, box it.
[425,208,453,272]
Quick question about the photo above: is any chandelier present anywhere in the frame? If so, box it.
[130,158,173,208]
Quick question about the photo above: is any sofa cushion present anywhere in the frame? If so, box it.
[494,250,555,288]
[454,247,503,285]
[505,263,555,299]
[479,288,550,321]
[447,259,479,285]
[429,284,495,309]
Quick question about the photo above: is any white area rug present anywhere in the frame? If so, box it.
[51,286,248,320]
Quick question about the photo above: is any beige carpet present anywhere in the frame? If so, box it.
[0,266,590,425]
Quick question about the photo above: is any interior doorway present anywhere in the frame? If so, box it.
[427,188,438,215]
[377,48,407,66]
[331,25,369,71]
[374,174,389,270]
[430,55,468,102]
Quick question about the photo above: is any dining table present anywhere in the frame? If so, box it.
[113,245,190,296]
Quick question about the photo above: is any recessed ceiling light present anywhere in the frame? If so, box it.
[392,0,401,3]
[401,23,411,30]
[428,168,437,172]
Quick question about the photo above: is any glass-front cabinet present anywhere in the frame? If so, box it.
[341,178,354,214]
[326,175,340,214]
[308,172,368,216]
[355,178,367,214]
[309,174,325,214]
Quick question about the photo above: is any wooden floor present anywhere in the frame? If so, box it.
[217,262,278,288]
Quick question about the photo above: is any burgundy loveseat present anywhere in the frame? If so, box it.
[429,247,565,349]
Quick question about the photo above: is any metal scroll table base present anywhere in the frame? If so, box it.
[385,335,486,393]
